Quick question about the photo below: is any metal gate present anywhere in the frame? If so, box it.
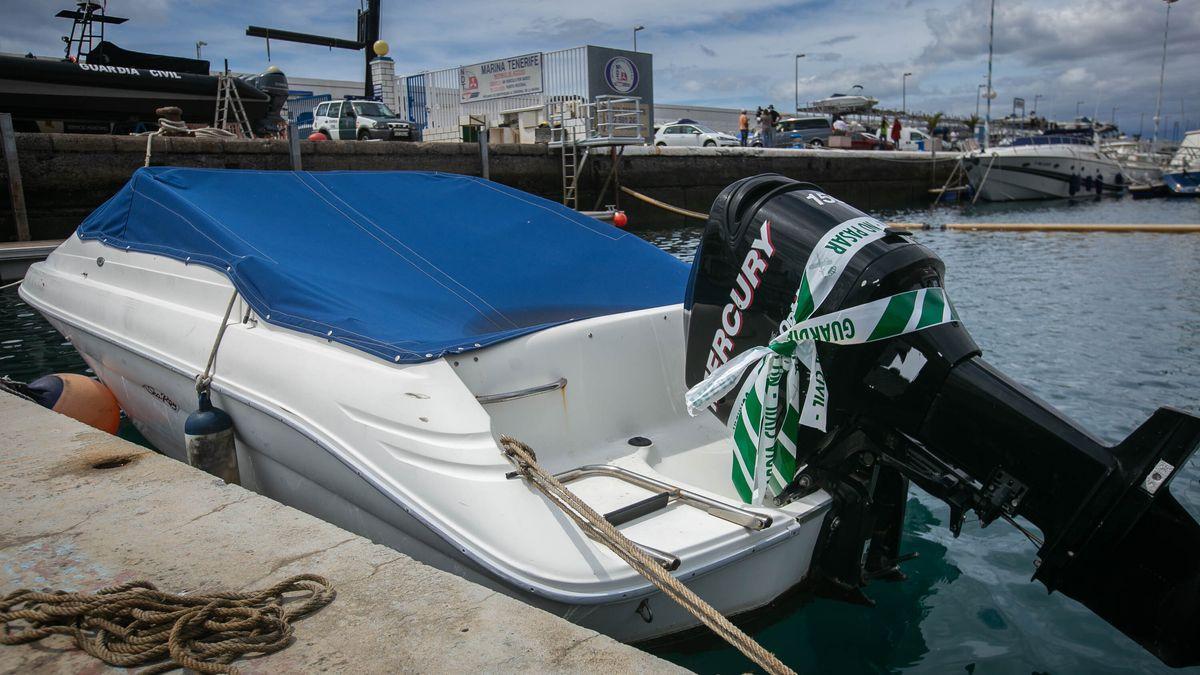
[405,74,428,133]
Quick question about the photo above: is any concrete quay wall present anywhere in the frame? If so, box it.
[0,134,957,240]
[0,391,684,673]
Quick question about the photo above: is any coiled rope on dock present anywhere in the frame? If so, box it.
[142,118,238,167]
[0,574,334,674]
[499,435,796,675]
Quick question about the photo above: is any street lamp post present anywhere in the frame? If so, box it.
[984,0,995,149]
[902,72,912,114]
[1076,100,1084,118]
[1111,106,1118,127]
[1152,0,1178,142]
[632,25,644,52]
[794,53,806,113]
[196,40,207,60]
[1033,94,1042,117]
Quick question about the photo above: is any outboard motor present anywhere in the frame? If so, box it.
[685,174,1200,667]
[242,66,289,136]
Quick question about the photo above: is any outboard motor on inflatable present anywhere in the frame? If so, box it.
[685,174,1200,667]
[242,66,289,136]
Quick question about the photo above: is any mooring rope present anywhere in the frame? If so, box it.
[499,435,796,675]
[619,186,709,221]
[196,289,240,393]
[0,574,334,674]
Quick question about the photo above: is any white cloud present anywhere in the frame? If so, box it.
[0,0,1195,131]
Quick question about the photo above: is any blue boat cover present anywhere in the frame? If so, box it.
[78,168,689,363]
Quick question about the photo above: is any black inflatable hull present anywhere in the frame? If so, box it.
[0,55,270,126]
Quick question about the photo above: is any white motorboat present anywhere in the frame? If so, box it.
[966,135,1127,201]
[1101,139,1172,187]
[1162,129,1200,196]
[807,88,878,113]
[19,169,1200,665]
[18,168,830,643]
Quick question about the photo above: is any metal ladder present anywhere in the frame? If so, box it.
[548,99,588,208]
[561,130,580,209]
[214,71,255,139]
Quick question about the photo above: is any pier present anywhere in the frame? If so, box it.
[0,134,957,240]
[0,390,682,673]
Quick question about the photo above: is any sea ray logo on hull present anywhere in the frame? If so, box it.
[704,220,776,375]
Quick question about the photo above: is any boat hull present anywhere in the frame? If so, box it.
[1163,172,1200,197]
[966,147,1127,201]
[0,54,269,126]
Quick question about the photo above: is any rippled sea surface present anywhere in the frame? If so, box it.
[2,196,1197,674]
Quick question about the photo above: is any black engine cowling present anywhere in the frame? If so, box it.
[684,174,1200,667]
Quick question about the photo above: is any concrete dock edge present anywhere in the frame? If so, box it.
[0,391,687,673]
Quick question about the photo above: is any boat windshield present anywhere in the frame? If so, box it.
[1010,135,1094,147]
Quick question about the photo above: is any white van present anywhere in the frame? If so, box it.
[896,127,931,151]
[312,100,414,141]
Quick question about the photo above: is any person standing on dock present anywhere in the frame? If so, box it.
[879,116,889,149]
[759,110,773,147]
[739,110,749,146]
[891,117,902,148]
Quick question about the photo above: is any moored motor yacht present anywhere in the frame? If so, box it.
[966,135,1127,201]
[19,168,1200,665]
[1162,129,1200,196]
[18,168,831,642]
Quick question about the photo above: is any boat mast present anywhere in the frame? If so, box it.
[984,0,995,150]
[1152,0,1177,143]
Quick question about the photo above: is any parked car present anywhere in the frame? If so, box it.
[851,132,894,150]
[750,115,832,148]
[654,121,739,147]
[313,99,414,141]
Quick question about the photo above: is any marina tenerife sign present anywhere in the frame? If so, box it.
[459,52,543,103]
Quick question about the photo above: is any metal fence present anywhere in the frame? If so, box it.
[397,47,589,142]
[285,94,332,133]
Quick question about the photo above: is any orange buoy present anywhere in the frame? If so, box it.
[613,211,628,228]
[27,374,121,435]
[308,132,328,141]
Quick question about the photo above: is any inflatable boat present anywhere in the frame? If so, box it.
[19,169,1200,664]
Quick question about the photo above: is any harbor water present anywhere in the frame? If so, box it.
[2,196,1198,673]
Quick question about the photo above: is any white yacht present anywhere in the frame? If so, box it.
[966,135,1127,201]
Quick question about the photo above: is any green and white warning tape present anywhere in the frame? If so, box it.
[685,216,960,504]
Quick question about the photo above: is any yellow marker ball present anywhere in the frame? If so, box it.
[373,40,389,57]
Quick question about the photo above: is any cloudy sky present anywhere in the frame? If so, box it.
[3,0,1197,137]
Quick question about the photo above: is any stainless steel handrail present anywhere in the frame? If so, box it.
[555,464,773,531]
[476,378,566,405]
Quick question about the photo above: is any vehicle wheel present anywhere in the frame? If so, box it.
[704,140,716,147]
[656,142,666,147]
[357,129,370,141]
[318,130,331,140]
[751,142,762,147]
[809,139,824,148]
